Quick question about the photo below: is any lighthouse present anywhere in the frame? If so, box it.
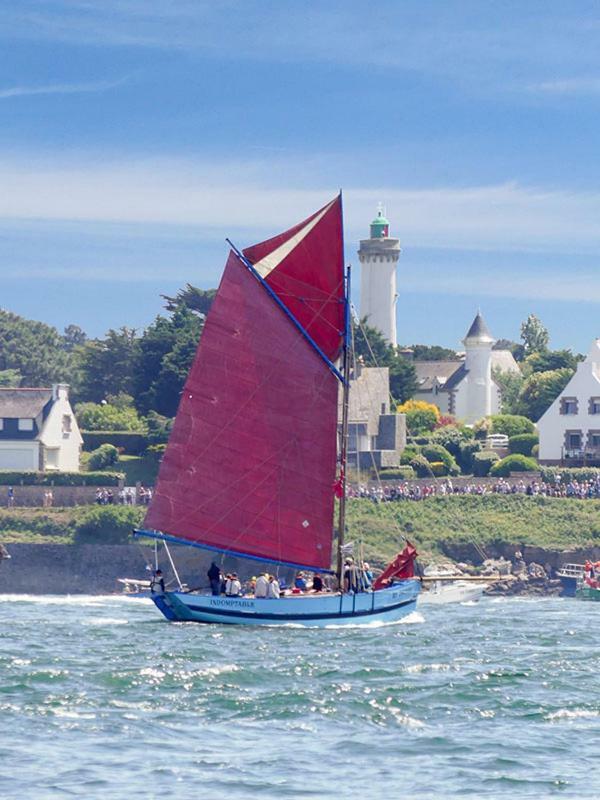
[358,206,401,347]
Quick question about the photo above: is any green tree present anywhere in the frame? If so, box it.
[524,349,581,374]
[75,401,146,432]
[492,367,524,414]
[520,314,549,355]
[408,344,458,361]
[162,284,217,316]
[0,369,22,387]
[517,368,574,421]
[135,305,204,416]
[489,414,535,437]
[62,324,87,351]
[0,309,73,386]
[353,319,417,402]
[75,327,140,402]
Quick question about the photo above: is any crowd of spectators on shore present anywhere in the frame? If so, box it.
[348,476,600,502]
[94,486,153,506]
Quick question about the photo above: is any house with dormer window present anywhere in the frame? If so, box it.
[0,384,82,471]
[538,340,600,465]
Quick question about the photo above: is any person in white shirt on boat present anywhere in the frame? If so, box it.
[254,572,269,598]
[150,569,165,594]
[267,575,280,598]
[225,573,242,596]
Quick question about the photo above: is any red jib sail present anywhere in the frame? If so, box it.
[144,196,345,570]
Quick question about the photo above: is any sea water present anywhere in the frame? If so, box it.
[0,595,599,799]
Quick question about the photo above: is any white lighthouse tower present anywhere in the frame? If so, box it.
[458,312,496,423]
[358,206,401,347]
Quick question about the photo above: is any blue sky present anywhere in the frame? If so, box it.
[2,1,600,352]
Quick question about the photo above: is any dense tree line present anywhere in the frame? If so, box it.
[0,299,581,428]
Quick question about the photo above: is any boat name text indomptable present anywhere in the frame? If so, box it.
[210,598,254,609]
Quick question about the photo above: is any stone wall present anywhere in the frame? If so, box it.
[0,543,296,594]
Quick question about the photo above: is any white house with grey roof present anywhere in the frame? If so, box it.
[0,384,82,471]
[538,339,600,465]
[412,313,520,425]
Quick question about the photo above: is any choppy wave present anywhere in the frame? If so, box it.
[1,596,598,798]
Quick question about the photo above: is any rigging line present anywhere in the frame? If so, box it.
[227,240,346,385]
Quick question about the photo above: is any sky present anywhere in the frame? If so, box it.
[2,0,600,352]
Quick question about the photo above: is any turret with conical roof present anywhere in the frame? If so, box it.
[460,311,496,423]
[358,205,401,347]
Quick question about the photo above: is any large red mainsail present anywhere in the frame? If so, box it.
[144,196,345,570]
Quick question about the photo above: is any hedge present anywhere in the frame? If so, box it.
[489,414,535,437]
[509,433,539,457]
[73,506,144,544]
[378,466,416,480]
[489,454,538,477]
[82,431,150,455]
[0,471,124,486]
[541,467,600,484]
[472,450,500,477]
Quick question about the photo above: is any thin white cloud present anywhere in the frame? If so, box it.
[529,77,600,94]
[0,77,128,100]
[2,156,600,254]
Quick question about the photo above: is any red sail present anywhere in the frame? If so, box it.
[243,196,345,362]
[145,198,345,569]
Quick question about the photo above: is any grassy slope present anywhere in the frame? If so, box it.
[2,497,600,562]
[346,495,600,564]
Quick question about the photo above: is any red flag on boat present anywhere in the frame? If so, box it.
[372,543,418,590]
[333,467,345,498]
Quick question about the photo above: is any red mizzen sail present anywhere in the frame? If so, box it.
[372,543,418,591]
[144,196,345,570]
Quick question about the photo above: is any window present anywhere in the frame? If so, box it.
[589,433,600,449]
[560,397,578,415]
[590,398,600,415]
[18,418,34,431]
[62,414,72,434]
[565,430,582,450]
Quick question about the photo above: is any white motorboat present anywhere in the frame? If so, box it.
[419,579,486,605]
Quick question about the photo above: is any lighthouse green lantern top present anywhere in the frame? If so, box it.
[370,204,390,238]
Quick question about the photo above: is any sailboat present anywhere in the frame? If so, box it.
[135,195,420,626]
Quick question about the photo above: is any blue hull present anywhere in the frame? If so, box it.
[151,580,420,627]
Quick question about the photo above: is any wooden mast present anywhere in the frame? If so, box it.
[336,263,351,588]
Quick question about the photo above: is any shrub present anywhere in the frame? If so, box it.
[540,467,600,484]
[87,444,120,471]
[144,444,167,463]
[145,411,174,444]
[458,440,483,474]
[75,402,147,432]
[400,445,421,465]
[473,450,500,477]
[531,444,539,458]
[409,454,434,478]
[0,471,123,486]
[397,400,440,434]
[73,506,144,545]
[378,466,416,480]
[489,454,538,477]
[82,431,150,455]
[489,414,535,438]
[420,443,460,475]
[509,433,539,457]
[428,461,447,477]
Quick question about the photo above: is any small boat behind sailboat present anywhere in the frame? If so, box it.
[136,195,420,625]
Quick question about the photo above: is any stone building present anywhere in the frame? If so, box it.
[340,365,406,471]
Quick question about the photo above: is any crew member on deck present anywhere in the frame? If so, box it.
[344,558,360,593]
[207,562,221,596]
[225,573,242,596]
[312,574,324,593]
[150,569,165,594]
[255,573,269,598]
[267,575,281,598]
